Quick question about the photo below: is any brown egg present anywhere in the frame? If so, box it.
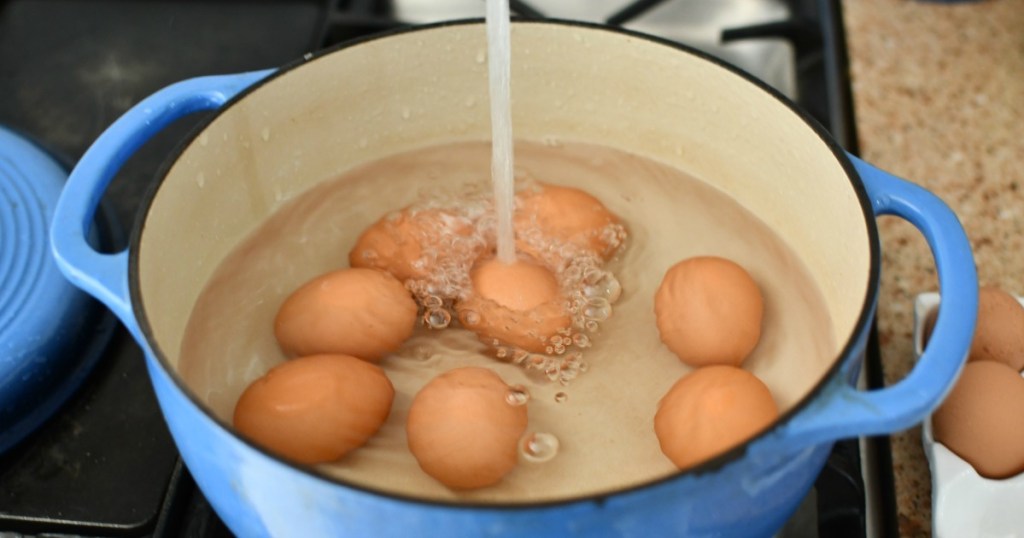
[406,367,528,489]
[349,208,474,282]
[514,184,623,263]
[933,360,1024,478]
[654,256,764,367]
[233,354,394,464]
[274,268,417,361]
[924,286,1024,372]
[654,365,779,470]
[455,257,571,353]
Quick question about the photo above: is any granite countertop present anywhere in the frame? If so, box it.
[843,1,1024,536]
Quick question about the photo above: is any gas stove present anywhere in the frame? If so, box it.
[0,1,893,536]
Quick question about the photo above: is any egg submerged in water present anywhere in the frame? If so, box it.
[274,267,418,361]
[654,256,764,367]
[654,365,779,470]
[456,256,572,353]
[233,354,395,465]
[406,367,529,489]
[348,207,479,283]
[514,183,625,267]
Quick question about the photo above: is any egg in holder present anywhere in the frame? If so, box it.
[915,292,1024,538]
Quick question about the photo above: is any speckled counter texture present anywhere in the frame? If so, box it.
[842,1,1024,536]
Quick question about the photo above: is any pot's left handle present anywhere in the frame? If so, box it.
[51,69,274,335]
[777,155,978,448]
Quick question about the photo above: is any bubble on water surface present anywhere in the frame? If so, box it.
[505,385,530,406]
[422,308,451,330]
[462,310,481,326]
[520,432,559,463]
[583,297,612,321]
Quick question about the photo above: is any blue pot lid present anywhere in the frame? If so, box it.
[0,125,114,454]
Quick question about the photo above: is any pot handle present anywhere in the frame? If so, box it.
[778,155,977,447]
[50,69,274,334]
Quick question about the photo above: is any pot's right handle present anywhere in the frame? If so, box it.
[51,69,274,337]
[778,155,978,447]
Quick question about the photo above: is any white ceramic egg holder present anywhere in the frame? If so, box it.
[914,292,1024,538]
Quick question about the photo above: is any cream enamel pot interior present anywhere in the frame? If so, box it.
[51,20,977,538]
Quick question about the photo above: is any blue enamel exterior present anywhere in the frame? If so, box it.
[50,69,275,337]
[50,65,978,536]
[0,126,115,454]
[777,157,979,448]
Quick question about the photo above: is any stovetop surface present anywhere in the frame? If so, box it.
[0,1,883,536]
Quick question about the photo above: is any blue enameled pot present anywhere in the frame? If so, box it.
[51,21,976,538]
